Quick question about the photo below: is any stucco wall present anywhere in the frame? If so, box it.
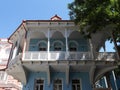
[23,72,92,90]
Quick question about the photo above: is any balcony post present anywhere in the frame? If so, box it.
[104,76,108,88]
[65,29,68,59]
[48,28,50,60]
[12,38,20,59]
[111,71,118,90]
[89,39,95,59]
[22,31,27,60]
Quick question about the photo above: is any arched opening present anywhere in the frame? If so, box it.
[51,31,65,51]
[51,31,64,39]
[28,31,47,51]
[69,31,82,39]
[69,31,89,52]
[30,31,46,39]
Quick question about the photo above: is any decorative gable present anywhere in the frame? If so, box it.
[51,14,62,20]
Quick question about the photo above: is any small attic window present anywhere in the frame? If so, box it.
[51,14,62,20]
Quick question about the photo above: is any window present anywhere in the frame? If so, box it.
[72,79,81,90]
[53,79,62,90]
[34,79,44,90]
[38,42,47,51]
[53,41,63,51]
[69,41,78,51]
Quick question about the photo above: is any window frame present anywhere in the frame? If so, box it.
[72,79,82,90]
[69,41,78,51]
[52,40,64,51]
[34,78,44,90]
[37,40,47,51]
[53,78,63,90]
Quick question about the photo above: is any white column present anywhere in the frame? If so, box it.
[89,39,94,59]
[12,39,20,59]
[112,71,118,90]
[104,76,108,88]
[25,31,31,51]
[22,31,27,60]
[65,29,68,59]
[48,28,50,60]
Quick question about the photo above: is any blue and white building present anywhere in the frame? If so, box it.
[6,15,119,90]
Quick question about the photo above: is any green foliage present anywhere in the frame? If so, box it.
[68,0,120,76]
[68,0,120,39]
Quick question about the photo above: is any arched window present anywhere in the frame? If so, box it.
[69,41,78,51]
[53,41,63,51]
[38,41,47,51]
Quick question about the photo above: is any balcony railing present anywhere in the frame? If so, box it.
[22,51,117,61]
[96,52,117,61]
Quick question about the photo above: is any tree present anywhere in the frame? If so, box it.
[68,0,120,88]
[68,0,120,55]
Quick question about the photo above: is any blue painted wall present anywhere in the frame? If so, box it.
[23,72,92,90]
[116,78,120,90]
[70,72,92,90]
[29,39,89,52]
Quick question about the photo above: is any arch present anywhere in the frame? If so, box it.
[30,31,47,39]
[69,31,83,39]
[68,40,79,51]
[94,66,118,83]
[51,31,64,39]
[37,40,47,51]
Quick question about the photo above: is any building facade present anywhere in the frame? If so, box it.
[0,39,22,90]
[5,15,119,90]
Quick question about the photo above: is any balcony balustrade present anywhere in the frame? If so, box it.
[22,51,117,61]
[8,51,117,67]
[96,52,117,61]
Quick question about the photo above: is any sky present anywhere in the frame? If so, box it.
[0,0,115,52]
[0,0,73,38]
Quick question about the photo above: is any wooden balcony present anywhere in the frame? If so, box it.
[7,51,117,84]
[22,51,117,61]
